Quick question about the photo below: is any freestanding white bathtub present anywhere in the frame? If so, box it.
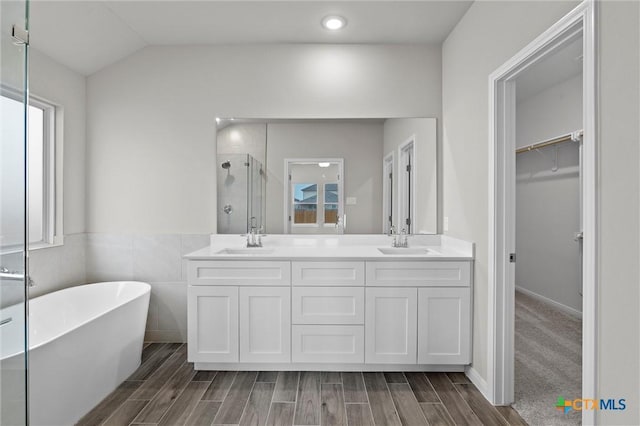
[1,281,150,426]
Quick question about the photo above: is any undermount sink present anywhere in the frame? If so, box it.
[377,247,432,255]
[216,248,276,255]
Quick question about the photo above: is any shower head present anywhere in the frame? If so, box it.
[221,160,231,169]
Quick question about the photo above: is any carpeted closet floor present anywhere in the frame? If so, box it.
[513,290,582,426]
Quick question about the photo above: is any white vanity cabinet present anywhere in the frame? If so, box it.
[364,261,472,366]
[291,261,366,363]
[187,286,239,363]
[418,287,471,364]
[365,287,418,364]
[187,261,290,364]
[239,287,291,363]
[187,252,473,370]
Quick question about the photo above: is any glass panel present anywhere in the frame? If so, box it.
[27,104,44,244]
[293,183,317,224]
[1,0,29,424]
[216,154,249,234]
[323,183,338,224]
[248,155,265,232]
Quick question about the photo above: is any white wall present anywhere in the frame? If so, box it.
[516,74,582,313]
[265,121,383,234]
[383,118,437,234]
[596,2,640,423]
[217,123,266,163]
[443,2,640,423]
[442,0,579,388]
[30,48,86,236]
[86,44,442,234]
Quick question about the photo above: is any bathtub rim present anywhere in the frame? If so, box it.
[1,281,150,360]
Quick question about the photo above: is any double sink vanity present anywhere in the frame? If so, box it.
[185,234,474,372]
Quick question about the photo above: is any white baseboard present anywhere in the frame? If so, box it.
[465,366,491,402]
[515,286,582,319]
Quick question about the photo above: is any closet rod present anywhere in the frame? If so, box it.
[516,130,583,154]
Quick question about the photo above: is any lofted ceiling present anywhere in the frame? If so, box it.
[28,0,473,75]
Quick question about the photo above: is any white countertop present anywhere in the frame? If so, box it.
[184,234,474,261]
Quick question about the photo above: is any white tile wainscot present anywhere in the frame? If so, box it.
[185,234,474,371]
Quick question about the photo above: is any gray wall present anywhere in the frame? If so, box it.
[515,74,582,314]
[265,121,384,234]
[86,44,442,234]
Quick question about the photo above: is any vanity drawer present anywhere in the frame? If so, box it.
[292,261,365,286]
[188,260,291,286]
[292,287,364,324]
[292,325,364,363]
[365,261,471,287]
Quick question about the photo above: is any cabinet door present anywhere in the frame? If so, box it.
[239,287,291,363]
[418,288,471,364]
[187,286,238,363]
[365,288,417,364]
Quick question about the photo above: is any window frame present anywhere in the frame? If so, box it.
[322,182,339,228]
[284,158,344,233]
[1,86,63,250]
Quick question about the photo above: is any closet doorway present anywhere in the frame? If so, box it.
[487,2,596,425]
[512,35,584,426]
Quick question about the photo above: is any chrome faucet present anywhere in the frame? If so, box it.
[391,228,409,248]
[389,226,398,247]
[0,267,35,287]
[246,218,262,247]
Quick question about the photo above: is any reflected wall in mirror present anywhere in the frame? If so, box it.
[216,122,267,233]
[215,118,437,234]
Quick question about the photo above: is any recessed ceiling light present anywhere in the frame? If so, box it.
[318,162,331,168]
[322,15,347,31]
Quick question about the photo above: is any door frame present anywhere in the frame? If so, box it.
[382,151,394,234]
[487,2,597,424]
[283,158,344,233]
[398,136,416,234]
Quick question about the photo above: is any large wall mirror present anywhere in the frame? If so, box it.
[216,118,437,235]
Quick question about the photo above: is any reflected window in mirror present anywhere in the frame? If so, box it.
[293,183,318,225]
[286,159,343,234]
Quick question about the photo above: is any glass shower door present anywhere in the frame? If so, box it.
[1,0,29,424]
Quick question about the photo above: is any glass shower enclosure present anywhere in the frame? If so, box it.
[217,154,266,234]
[1,0,29,424]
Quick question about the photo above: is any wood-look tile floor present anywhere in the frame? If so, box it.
[78,343,528,426]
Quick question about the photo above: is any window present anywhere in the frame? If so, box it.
[293,183,318,224]
[0,91,60,249]
[27,96,59,247]
[323,183,338,224]
[285,159,343,234]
